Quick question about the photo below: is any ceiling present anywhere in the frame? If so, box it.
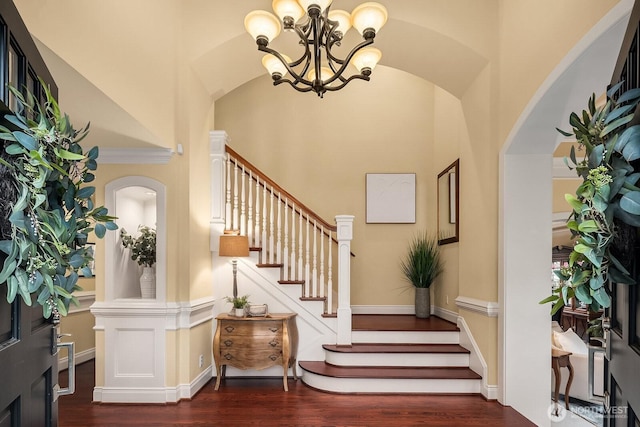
[13,0,492,151]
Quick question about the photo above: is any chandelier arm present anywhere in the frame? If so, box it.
[323,74,370,92]
[258,45,313,87]
[273,78,314,93]
[322,38,375,86]
[311,12,322,86]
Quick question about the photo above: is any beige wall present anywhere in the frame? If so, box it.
[215,67,436,307]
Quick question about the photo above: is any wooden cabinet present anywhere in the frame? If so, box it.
[213,313,298,391]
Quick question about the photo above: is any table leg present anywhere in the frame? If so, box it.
[283,363,289,392]
[564,358,574,410]
[552,359,561,406]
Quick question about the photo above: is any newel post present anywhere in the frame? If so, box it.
[210,131,229,252]
[335,215,354,346]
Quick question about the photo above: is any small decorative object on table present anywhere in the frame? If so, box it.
[247,304,269,317]
[226,295,250,317]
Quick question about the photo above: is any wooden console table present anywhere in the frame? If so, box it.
[552,348,574,410]
[213,313,298,391]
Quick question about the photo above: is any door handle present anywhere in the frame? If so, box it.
[54,341,75,401]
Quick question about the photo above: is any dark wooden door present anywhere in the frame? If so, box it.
[0,300,58,427]
[605,280,640,426]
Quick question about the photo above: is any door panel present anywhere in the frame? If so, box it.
[0,300,57,427]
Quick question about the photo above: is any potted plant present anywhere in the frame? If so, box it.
[226,295,250,317]
[120,225,156,298]
[401,231,443,318]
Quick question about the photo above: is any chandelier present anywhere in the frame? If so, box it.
[244,0,388,97]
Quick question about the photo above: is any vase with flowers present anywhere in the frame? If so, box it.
[121,225,157,298]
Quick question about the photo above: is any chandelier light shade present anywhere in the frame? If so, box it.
[244,0,388,97]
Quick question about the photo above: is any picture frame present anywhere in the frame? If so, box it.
[365,173,416,224]
[438,159,459,245]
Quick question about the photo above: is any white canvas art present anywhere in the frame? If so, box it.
[366,173,416,223]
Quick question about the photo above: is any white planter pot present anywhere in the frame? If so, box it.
[234,308,245,317]
[140,266,156,299]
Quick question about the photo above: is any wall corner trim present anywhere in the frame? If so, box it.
[455,296,499,317]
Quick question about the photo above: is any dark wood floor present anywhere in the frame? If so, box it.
[59,361,534,426]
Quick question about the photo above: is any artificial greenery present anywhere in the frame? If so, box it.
[0,81,117,318]
[120,226,156,267]
[400,231,443,288]
[226,294,250,309]
[541,82,640,315]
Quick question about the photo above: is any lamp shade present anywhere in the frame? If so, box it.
[262,54,291,78]
[351,47,382,72]
[307,66,334,82]
[244,10,282,42]
[297,0,333,13]
[272,0,305,23]
[327,9,352,34]
[219,235,250,257]
[351,2,388,35]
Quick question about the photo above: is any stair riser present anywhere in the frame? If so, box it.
[324,352,470,367]
[301,371,481,394]
[352,331,460,344]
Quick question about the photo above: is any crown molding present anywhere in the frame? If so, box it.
[97,147,174,164]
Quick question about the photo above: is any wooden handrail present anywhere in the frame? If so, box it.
[226,145,337,232]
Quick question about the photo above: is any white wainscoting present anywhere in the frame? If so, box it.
[91,297,215,403]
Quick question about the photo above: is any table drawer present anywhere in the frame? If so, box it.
[219,320,282,337]
[220,348,283,369]
[220,335,282,351]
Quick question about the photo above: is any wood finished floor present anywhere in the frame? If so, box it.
[59,361,534,427]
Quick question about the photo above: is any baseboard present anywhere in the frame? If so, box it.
[485,384,498,400]
[432,306,458,324]
[59,348,95,372]
[92,365,213,403]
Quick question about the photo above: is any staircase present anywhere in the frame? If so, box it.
[211,139,484,395]
[298,314,482,394]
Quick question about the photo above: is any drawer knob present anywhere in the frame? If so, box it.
[224,353,233,360]
[269,340,279,347]
[225,326,235,333]
[269,355,278,361]
[224,340,233,347]
[269,327,279,333]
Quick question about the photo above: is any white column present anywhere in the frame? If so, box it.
[335,215,354,346]
[209,130,229,252]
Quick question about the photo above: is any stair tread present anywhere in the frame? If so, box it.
[299,361,481,380]
[256,263,284,268]
[352,314,458,332]
[322,343,469,354]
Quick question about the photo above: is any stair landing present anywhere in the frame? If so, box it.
[299,314,482,394]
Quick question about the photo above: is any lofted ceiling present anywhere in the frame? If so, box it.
[13,0,492,150]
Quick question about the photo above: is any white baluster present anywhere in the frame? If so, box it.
[262,185,267,261]
[319,225,325,300]
[291,203,297,280]
[254,177,261,248]
[276,193,282,264]
[312,220,318,298]
[232,161,239,230]
[297,209,303,283]
[240,165,246,235]
[225,155,231,230]
[247,171,253,245]
[305,215,310,298]
[283,198,289,280]
[269,188,275,264]
[327,231,333,315]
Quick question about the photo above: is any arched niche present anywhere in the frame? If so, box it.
[105,176,166,303]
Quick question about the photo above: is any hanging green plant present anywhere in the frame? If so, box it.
[0,81,117,318]
[541,82,640,315]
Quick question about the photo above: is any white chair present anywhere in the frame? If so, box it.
[551,321,604,403]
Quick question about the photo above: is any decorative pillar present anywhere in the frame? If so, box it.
[335,215,354,346]
[210,131,229,252]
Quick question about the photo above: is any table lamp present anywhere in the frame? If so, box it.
[219,234,250,298]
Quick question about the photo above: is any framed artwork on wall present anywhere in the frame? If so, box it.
[365,173,416,224]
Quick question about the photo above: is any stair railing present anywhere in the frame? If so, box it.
[210,131,353,344]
